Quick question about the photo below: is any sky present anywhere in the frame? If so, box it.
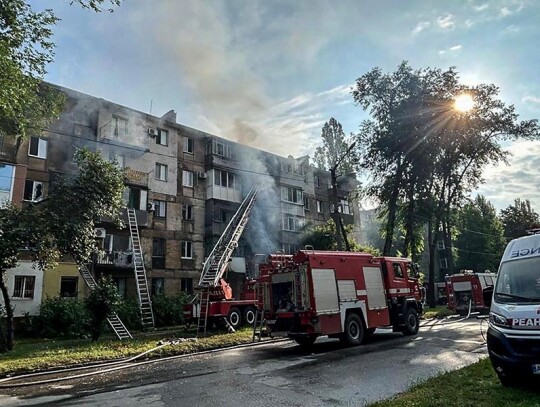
[33,0,540,212]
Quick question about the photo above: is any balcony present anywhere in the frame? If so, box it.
[124,168,148,187]
[96,251,134,268]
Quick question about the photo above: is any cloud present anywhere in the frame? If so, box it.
[473,3,489,11]
[449,45,462,51]
[476,140,540,211]
[437,14,456,29]
[439,45,462,56]
[523,95,540,104]
[412,21,430,35]
[503,24,520,34]
[500,7,512,17]
[464,19,474,27]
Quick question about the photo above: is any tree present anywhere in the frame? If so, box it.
[500,199,540,241]
[0,148,125,351]
[353,62,539,307]
[86,276,121,341]
[454,195,506,272]
[301,220,380,255]
[313,118,358,250]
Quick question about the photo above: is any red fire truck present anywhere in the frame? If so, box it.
[261,250,424,346]
[445,271,497,315]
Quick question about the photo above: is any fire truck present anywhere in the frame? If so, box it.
[445,270,497,316]
[261,250,424,346]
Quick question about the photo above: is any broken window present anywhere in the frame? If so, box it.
[23,180,43,202]
[113,115,128,137]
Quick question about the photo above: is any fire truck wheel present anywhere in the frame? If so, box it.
[243,306,257,326]
[228,307,242,330]
[340,313,365,346]
[366,328,376,337]
[402,307,420,336]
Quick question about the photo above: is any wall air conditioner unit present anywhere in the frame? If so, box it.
[94,228,106,239]
[148,128,157,137]
[197,171,207,179]
[147,201,155,212]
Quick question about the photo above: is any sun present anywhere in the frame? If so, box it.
[454,94,474,112]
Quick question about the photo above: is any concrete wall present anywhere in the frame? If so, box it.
[42,262,88,300]
[0,262,43,317]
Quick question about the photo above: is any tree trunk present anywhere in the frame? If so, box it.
[402,178,416,257]
[383,164,404,256]
[0,276,14,352]
[443,221,455,275]
[426,218,437,308]
[330,168,345,251]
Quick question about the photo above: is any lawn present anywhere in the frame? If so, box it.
[422,305,455,319]
[370,358,540,407]
[0,328,257,376]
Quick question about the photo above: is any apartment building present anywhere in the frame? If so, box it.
[1,84,360,315]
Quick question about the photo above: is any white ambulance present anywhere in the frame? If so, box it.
[488,232,540,386]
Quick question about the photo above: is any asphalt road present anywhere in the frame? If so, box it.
[0,318,488,407]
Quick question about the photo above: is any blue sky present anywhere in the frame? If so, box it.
[34,0,540,211]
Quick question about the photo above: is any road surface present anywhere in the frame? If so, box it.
[0,318,488,407]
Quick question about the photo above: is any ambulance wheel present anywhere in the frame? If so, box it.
[340,313,365,346]
[402,307,419,336]
[294,335,317,348]
[228,307,242,330]
[243,306,257,326]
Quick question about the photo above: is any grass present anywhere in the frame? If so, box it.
[422,305,455,319]
[370,358,540,407]
[0,328,256,376]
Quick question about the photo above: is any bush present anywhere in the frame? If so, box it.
[86,276,121,341]
[36,297,90,338]
[151,294,188,328]
[116,299,143,330]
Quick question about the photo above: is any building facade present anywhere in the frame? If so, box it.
[1,84,360,313]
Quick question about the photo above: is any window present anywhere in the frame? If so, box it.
[392,263,404,279]
[152,278,165,295]
[303,196,310,211]
[181,241,193,259]
[113,277,127,299]
[181,278,193,294]
[0,164,14,204]
[28,137,47,159]
[184,137,194,153]
[317,200,323,213]
[283,215,303,232]
[60,277,78,298]
[214,169,237,189]
[340,199,351,215]
[13,276,35,299]
[156,128,168,146]
[213,209,227,222]
[437,240,445,250]
[154,200,166,218]
[108,152,124,168]
[283,243,299,255]
[282,186,302,204]
[23,180,43,202]
[182,204,193,221]
[210,140,234,158]
[439,258,448,269]
[152,238,166,269]
[155,163,168,181]
[182,170,194,187]
[113,115,128,137]
[315,176,321,188]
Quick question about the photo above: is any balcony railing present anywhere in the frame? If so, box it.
[96,251,134,268]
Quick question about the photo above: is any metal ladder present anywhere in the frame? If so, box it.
[252,281,267,342]
[78,264,132,340]
[127,208,155,328]
[196,187,259,336]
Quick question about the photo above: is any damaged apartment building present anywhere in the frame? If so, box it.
[0,84,360,316]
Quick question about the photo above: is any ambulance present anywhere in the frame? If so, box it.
[487,232,540,386]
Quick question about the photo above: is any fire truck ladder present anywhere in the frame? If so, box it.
[197,187,259,336]
[127,208,155,328]
[78,264,133,340]
[252,281,267,342]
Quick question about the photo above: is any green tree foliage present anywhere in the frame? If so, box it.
[313,118,358,250]
[353,61,539,306]
[301,220,380,255]
[0,148,124,351]
[36,297,90,338]
[151,294,188,328]
[500,198,540,241]
[454,195,506,273]
[85,276,121,341]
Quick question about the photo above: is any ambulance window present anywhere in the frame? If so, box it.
[393,263,404,279]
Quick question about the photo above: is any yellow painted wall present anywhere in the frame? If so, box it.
[42,263,89,300]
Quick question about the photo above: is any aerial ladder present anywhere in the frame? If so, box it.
[197,187,258,336]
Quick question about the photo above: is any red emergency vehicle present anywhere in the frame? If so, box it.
[262,250,424,346]
[445,271,497,315]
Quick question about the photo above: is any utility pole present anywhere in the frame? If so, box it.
[330,142,356,252]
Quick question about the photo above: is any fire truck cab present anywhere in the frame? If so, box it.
[264,250,423,347]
